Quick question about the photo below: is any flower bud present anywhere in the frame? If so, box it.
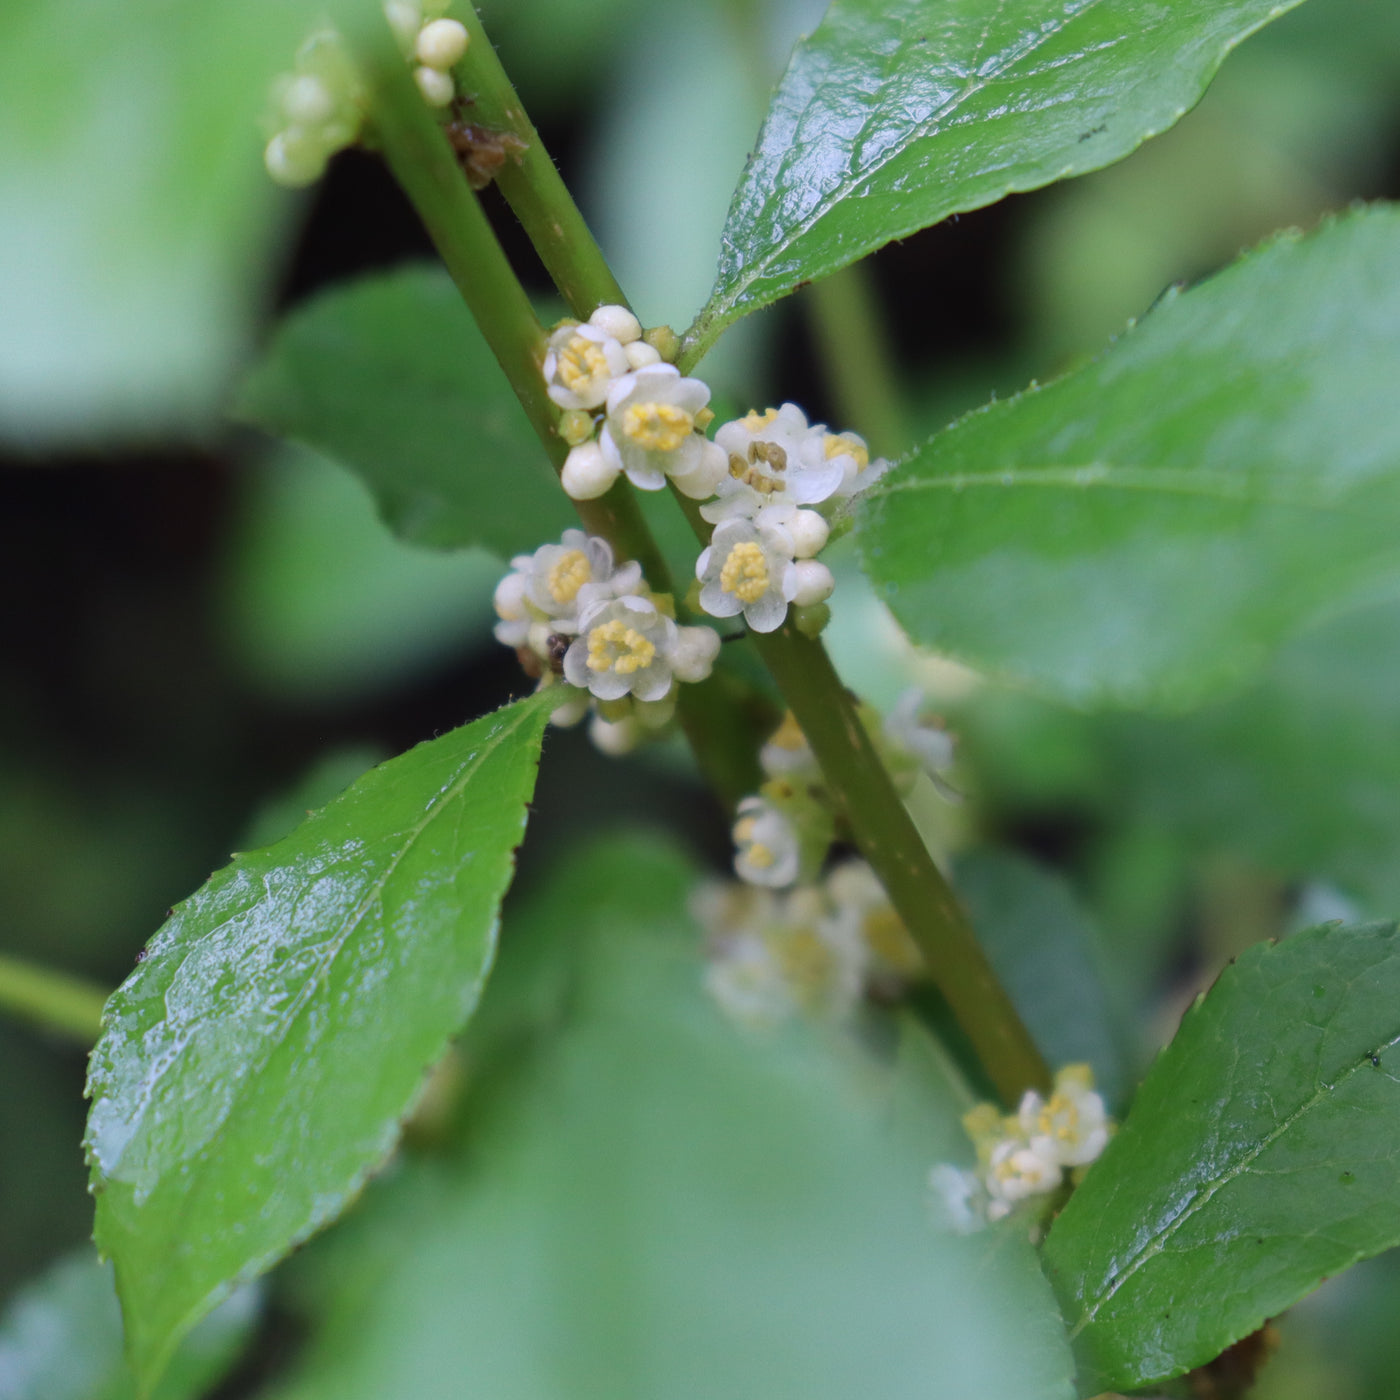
[791,559,835,607]
[634,694,677,729]
[590,713,642,756]
[282,73,336,126]
[493,570,527,621]
[670,437,727,501]
[561,440,619,500]
[415,17,468,70]
[643,325,680,362]
[383,0,421,51]
[791,602,831,639]
[558,409,595,447]
[588,304,642,344]
[788,508,830,559]
[264,130,328,188]
[549,690,590,728]
[623,340,662,370]
[413,64,455,107]
[668,625,721,683]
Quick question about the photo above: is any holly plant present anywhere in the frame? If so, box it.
[3,1,1400,1398]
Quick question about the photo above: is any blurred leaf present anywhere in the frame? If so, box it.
[0,0,354,447]
[84,693,552,1391]
[861,205,1400,709]
[0,1250,257,1400]
[235,267,569,556]
[221,446,501,702]
[1044,919,1400,1392]
[685,0,1302,359]
[269,836,1077,1400]
[957,849,1130,1107]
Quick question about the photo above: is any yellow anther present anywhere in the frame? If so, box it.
[558,335,610,391]
[546,549,591,604]
[620,401,693,452]
[695,406,715,429]
[741,408,780,432]
[586,619,656,675]
[768,710,806,752]
[719,541,770,604]
[825,432,869,470]
[750,441,787,472]
[733,816,757,843]
[746,842,776,869]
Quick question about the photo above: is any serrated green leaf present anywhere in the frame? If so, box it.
[0,1250,256,1400]
[234,267,571,557]
[0,0,360,447]
[268,836,1077,1400]
[685,0,1303,359]
[860,204,1400,709]
[84,693,552,1393]
[1043,919,1400,1392]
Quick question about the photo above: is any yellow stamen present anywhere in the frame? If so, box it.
[557,335,609,391]
[746,842,776,869]
[719,541,770,604]
[733,816,757,843]
[741,407,780,432]
[586,619,656,675]
[546,549,590,604]
[825,432,869,470]
[620,401,693,452]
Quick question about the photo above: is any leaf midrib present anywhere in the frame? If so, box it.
[1067,1020,1400,1338]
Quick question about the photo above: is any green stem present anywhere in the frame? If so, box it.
[376,10,1048,1102]
[454,9,626,318]
[0,953,107,1045]
[367,44,762,809]
[805,264,909,458]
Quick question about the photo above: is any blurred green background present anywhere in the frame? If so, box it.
[2,0,1400,1394]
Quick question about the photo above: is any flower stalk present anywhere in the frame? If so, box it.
[0,952,107,1046]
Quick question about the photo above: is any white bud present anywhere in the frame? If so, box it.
[590,713,642,756]
[383,0,421,51]
[561,440,620,500]
[668,625,721,683]
[526,621,554,657]
[791,559,835,607]
[623,340,662,370]
[493,570,527,621]
[633,693,676,729]
[669,437,727,500]
[588,304,642,344]
[415,17,469,71]
[413,64,455,107]
[264,130,328,188]
[788,508,830,559]
[282,74,336,126]
[549,690,590,728]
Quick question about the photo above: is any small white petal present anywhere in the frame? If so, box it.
[414,17,468,70]
[670,438,727,500]
[787,509,830,559]
[623,340,662,369]
[590,713,641,756]
[791,559,834,607]
[549,690,590,727]
[668,625,721,683]
[413,64,455,107]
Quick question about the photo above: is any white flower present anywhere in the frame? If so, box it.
[520,530,632,628]
[712,404,846,510]
[732,795,799,887]
[668,438,727,501]
[984,1137,1063,1220]
[543,323,630,411]
[1017,1065,1110,1169]
[704,932,796,1028]
[884,688,958,799]
[696,519,797,634]
[263,28,364,188]
[492,570,531,647]
[824,430,890,498]
[928,1164,987,1235]
[563,594,678,703]
[667,624,721,684]
[600,365,711,490]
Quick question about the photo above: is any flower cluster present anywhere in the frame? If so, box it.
[695,858,922,1029]
[727,698,957,891]
[546,306,727,503]
[929,1065,1112,1234]
[493,528,720,754]
[264,2,470,188]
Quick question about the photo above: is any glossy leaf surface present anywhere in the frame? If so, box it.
[861,205,1400,708]
[235,267,571,557]
[0,1251,256,1400]
[270,837,1077,1400]
[685,0,1301,358]
[1044,920,1400,1391]
[85,694,551,1390]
